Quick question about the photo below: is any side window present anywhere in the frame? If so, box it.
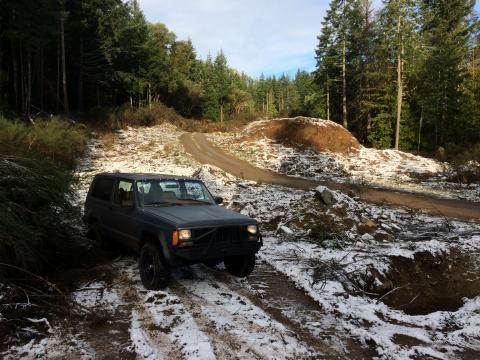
[114,180,134,206]
[159,181,181,198]
[92,177,114,201]
[185,182,207,200]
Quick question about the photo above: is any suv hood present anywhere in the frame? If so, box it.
[142,205,255,228]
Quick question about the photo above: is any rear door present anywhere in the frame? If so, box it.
[88,176,115,237]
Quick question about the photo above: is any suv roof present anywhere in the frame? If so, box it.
[95,172,198,181]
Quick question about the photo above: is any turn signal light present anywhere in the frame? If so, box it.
[172,230,179,247]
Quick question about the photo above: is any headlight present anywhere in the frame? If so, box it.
[247,225,258,235]
[179,229,191,240]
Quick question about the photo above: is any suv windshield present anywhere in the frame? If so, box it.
[136,179,215,206]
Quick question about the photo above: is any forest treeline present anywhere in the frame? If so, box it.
[0,0,316,124]
[0,0,479,152]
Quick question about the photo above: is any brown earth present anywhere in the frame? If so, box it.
[181,132,480,221]
[242,117,361,154]
[376,249,480,315]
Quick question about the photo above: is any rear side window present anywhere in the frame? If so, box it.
[91,177,115,201]
[114,180,134,205]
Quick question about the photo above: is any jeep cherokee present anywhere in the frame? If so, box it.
[83,173,262,289]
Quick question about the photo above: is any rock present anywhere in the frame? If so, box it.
[381,223,392,231]
[390,223,401,231]
[362,218,377,229]
[315,186,335,205]
[374,232,395,242]
[361,233,375,242]
[357,218,377,234]
[278,225,294,235]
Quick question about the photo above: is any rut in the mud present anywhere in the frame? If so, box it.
[207,262,377,359]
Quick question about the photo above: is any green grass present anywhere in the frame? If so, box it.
[0,116,89,166]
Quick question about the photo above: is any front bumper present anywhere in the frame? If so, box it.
[163,225,263,265]
[174,235,263,262]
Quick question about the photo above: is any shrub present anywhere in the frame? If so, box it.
[83,102,259,133]
[0,155,85,278]
[0,117,90,279]
[0,116,88,167]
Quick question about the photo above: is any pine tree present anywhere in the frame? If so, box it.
[314,0,366,131]
[417,0,478,149]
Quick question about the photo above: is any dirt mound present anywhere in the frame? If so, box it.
[242,117,361,154]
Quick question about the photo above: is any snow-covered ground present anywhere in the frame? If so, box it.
[3,123,480,359]
[207,127,480,202]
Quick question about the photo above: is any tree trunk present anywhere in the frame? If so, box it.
[417,108,423,153]
[394,1,403,150]
[20,42,25,114]
[0,36,3,104]
[56,26,60,112]
[148,83,151,109]
[40,47,44,110]
[339,0,347,127]
[12,45,18,111]
[78,37,84,112]
[220,104,224,123]
[27,47,31,115]
[326,78,330,121]
[60,8,69,114]
[342,37,347,128]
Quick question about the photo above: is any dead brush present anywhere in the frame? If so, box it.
[277,248,379,297]
[101,132,116,149]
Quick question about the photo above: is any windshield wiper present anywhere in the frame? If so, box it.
[179,199,213,205]
[144,201,181,207]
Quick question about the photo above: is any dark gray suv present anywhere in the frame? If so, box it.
[83,173,262,289]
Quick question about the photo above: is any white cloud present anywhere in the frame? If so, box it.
[137,0,329,77]
[138,0,480,78]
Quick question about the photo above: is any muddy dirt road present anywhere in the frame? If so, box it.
[181,133,480,221]
[5,257,361,359]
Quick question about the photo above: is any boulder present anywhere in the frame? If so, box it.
[315,186,335,205]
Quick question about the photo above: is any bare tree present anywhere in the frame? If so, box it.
[341,0,348,129]
[59,0,69,114]
[394,0,404,150]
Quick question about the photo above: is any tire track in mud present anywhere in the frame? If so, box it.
[170,266,318,359]
[181,132,480,221]
[200,262,377,360]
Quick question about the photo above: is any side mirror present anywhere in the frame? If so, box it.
[214,196,223,205]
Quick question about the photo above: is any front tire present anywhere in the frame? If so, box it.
[224,254,256,277]
[139,243,170,290]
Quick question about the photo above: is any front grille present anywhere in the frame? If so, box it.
[192,226,244,246]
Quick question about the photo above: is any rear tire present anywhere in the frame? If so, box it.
[224,254,256,277]
[87,222,106,245]
[139,243,170,290]
[203,258,223,269]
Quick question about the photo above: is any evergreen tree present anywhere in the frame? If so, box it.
[417,0,478,149]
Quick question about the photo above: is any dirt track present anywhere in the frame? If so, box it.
[181,132,480,221]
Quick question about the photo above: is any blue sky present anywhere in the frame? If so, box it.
[138,0,480,79]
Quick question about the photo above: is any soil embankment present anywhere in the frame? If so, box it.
[242,116,361,153]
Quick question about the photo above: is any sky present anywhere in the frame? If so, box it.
[138,0,480,79]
